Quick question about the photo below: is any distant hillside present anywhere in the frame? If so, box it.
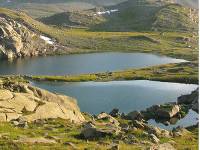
[40,0,198,32]
[152,4,198,32]
[39,11,105,28]
[0,0,126,18]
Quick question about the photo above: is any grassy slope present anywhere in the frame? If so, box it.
[153,4,198,32]
[0,118,197,150]
[40,1,198,32]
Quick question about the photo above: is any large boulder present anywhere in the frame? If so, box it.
[146,104,180,119]
[81,127,115,139]
[126,111,144,121]
[81,121,120,140]
[109,108,120,117]
[97,112,120,127]
[0,83,85,123]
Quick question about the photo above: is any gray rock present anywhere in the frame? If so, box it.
[126,111,144,121]
[109,108,120,117]
[83,122,96,129]
[149,134,160,143]
[97,112,120,127]
[81,127,114,139]
[132,120,145,129]
[146,104,180,119]
[120,123,129,132]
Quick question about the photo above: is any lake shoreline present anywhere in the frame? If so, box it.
[24,61,198,84]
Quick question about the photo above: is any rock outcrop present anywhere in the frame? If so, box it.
[0,82,85,123]
[145,104,180,119]
[178,88,199,113]
[0,14,55,59]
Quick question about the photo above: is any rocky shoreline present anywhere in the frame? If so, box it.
[0,76,198,149]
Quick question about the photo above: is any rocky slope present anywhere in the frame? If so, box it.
[0,14,57,59]
[0,77,85,123]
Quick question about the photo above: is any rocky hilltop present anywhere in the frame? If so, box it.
[0,77,85,123]
[0,14,56,59]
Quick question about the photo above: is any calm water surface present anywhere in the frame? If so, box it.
[32,80,198,114]
[0,52,187,75]
[148,110,199,130]
[32,80,198,129]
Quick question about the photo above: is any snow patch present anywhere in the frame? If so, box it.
[94,9,119,16]
[40,35,54,45]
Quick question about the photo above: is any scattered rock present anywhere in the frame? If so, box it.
[146,104,180,119]
[149,134,160,143]
[132,120,145,129]
[126,111,144,121]
[120,123,129,132]
[97,112,120,127]
[109,108,120,117]
[14,137,57,144]
[83,121,96,129]
[12,117,28,128]
[81,127,115,139]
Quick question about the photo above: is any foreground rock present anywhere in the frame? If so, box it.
[0,82,85,123]
[81,112,121,139]
[145,104,180,119]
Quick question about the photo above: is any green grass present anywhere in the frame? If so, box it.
[0,119,144,150]
[27,62,198,84]
[0,118,197,150]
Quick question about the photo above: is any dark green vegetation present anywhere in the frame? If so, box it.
[27,62,198,84]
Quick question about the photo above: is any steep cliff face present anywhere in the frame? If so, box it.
[0,15,55,59]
